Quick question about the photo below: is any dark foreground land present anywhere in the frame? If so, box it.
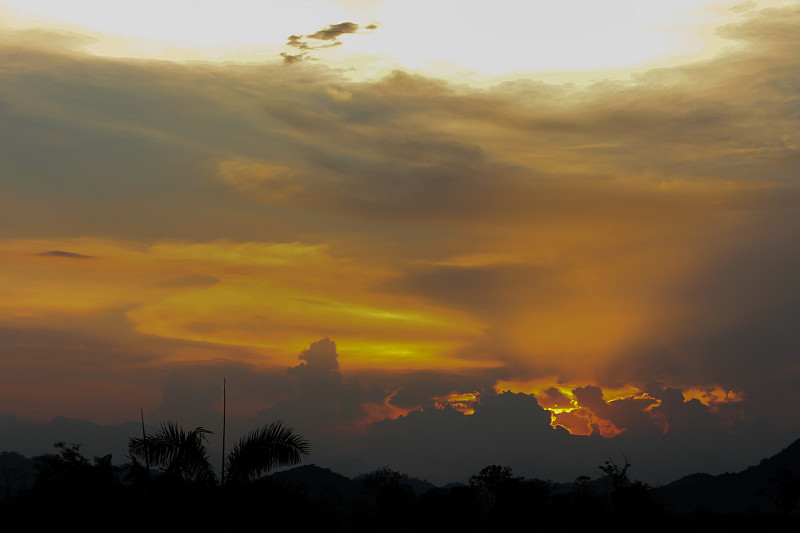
[2,439,800,532]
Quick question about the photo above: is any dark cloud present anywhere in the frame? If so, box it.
[650,388,721,434]
[291,337,340,375]
[281,51,307,65]
[253,340,396,469]
[282,21,378,63]
[537,387,573,410]
[361,391,589,483]
[37,250,93,259]
[360,387,791,484]
[286,34,309,50]
[572,386,660,437]
[307,22,362,41]
[382,263,556,317]
[369,368,502,410]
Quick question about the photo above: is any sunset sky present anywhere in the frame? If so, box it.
[1,0,799,483]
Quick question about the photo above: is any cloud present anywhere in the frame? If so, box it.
[381,263,555,317]
[536,387,573,410]
[571,386,659,437]
[358,385,789,484]
[290,337,341,376]
[360,391,588,483]
[281,52,307,65]
[253,339,408,470]
[306,22,378,41]
[282,21,378,63]
[37,250,93,259]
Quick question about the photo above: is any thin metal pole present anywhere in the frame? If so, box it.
[221,378,226,485]
[140,407,150,477]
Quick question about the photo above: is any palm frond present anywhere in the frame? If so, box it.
[129,421,217,484]
[225,421,310,483]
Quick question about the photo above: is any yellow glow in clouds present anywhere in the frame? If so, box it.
[0,239,486,370]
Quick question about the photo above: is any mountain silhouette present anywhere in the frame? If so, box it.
[270,464,436,501]
[655,436,800,512]
[270,464,362,502]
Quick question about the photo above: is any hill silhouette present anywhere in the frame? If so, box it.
[270,464,436,502]
[655,436,800,512]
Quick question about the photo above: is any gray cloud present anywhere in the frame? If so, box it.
[283,21,378,63]
[306,22,374,41]
[254,340,393,460]
[37,250,93,259]
[360,387,790,485]
[280,52,307,65]
[381,263,556,317]
[571,385,660,437]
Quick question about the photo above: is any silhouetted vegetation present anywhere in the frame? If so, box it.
[3,435,800,532]
[599,455,658,517]
[768,468,800,515]
[127,419,310,485]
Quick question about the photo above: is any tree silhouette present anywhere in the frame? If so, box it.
[599,455,631,491]
[225,421,311,484]
[129,422,217,484]
[129,420,310,485]
[598,456,655,516]
[768,468,800,515]
[22,442,126,529]
[469,464,519,504]
[355,466,417,529]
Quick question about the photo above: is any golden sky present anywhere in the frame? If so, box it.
[0,0,798,482]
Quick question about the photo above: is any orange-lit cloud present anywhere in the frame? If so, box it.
[494,378,748,437]
[0,239,487,370]
[434,391,479,415]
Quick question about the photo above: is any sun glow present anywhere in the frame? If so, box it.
[0,238,490,370]
[0,0,785,77]
[435,392,479,415]
[491,379,746,436]
[683,385,745,407]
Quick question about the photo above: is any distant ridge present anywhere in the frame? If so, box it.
[271,464,361,501]
[270,464,436,501]
[655,437,800,512]
[0,415,144,462]
[1,411,798,512]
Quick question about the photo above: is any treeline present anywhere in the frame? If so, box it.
[2,443,799,532]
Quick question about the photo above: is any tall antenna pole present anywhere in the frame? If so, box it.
[140,407,150,477]
[221,378,226,485]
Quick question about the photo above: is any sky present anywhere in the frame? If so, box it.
[1,0,799,484]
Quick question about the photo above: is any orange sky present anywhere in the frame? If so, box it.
[0,0,799,484]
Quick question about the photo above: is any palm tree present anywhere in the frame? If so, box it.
[225,421,311,484]
[129,422,217,484]
[129,420,310,485]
